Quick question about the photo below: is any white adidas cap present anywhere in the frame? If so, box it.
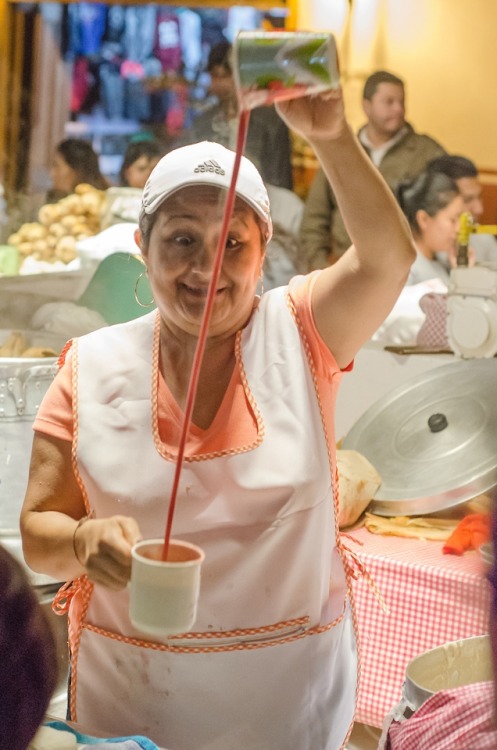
[140,141,273,241]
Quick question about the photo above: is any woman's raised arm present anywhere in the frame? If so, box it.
[277,89,415,368]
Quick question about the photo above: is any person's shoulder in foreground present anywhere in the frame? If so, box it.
[0,544,58,750]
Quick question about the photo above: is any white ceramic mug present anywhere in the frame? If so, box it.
[129,538,205,637]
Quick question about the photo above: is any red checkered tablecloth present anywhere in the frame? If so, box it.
[349,526,491,728]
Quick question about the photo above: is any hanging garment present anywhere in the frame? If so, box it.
[154,10,182,72]
[67,3,107,57]
[122,7,157,64]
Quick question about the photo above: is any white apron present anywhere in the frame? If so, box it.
[65,288,358,750]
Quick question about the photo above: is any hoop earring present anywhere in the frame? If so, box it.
[134,271,155,308]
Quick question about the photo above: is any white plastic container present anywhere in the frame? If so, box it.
[404,635,492,711]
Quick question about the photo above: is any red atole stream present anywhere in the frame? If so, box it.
[161,109,251,561]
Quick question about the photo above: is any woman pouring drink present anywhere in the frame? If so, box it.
[20,81,415,748]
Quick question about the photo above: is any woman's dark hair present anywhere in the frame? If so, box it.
[56,138,108,190]
[396,171,459,234]
[207,40,232,74]
[426,154,479,180]
[138,211,157,249]
[119,140,165,186]
[0,545,58,750]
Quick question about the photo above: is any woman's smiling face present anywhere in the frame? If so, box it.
[139,185,265,339]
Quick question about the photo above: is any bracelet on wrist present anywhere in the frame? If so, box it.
[72,515,92,567]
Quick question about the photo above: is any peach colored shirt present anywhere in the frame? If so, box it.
[34,273,351,452]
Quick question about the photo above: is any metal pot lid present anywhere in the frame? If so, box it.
[342,359,497,516]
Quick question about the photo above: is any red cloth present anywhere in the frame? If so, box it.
[120,60,145,80]
[386,681,497,750]
[443,514,491,555]
[71,57,90,112]
[416,292,450,348]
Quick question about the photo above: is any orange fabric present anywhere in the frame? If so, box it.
[442,513,492,555]
[33,274,342,455]
[289,272,353,381]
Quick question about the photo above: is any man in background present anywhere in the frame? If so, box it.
[300,70,445,269]
[427,154,497,263]
[179,40,294,190]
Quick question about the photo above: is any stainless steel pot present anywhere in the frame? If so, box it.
[0,331,69,716]
[0,332,59,533]
[0,334,68,714]
[0,357,57,532]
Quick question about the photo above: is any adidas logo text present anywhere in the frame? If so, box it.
[194,160,225,176]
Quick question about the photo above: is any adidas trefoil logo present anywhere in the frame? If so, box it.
[194,159,225,176]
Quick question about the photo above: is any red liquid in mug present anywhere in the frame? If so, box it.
[161,110,251,561]
[142,543,201,564]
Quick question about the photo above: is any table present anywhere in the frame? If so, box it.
[349,526,491,728]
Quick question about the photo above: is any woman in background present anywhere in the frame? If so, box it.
[49,138,109,202]
[396,171,464,285]
[119,139,165,189]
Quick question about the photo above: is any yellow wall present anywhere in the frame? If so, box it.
[2,0,496,184]
[298,0,497,171]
